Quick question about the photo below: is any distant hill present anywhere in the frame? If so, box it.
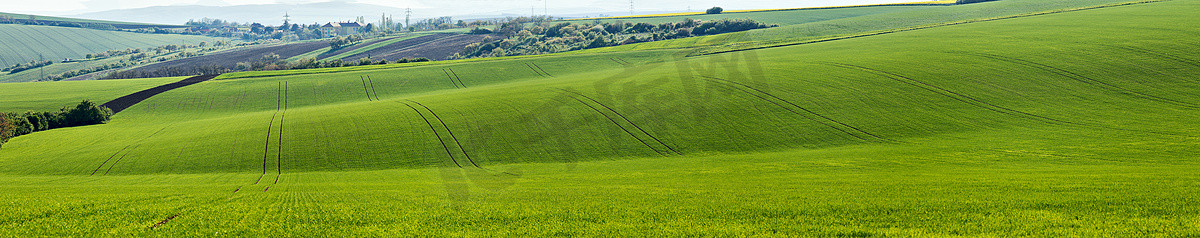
[0,12,184,29]
[69,2,415,25]
[0,24,225,82]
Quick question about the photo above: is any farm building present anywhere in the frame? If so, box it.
[321,22,362,36]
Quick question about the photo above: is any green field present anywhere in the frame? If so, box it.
[1,0,1199,236]
[0,24,222,72]
[0,12,178,27]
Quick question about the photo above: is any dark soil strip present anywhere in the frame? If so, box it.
[92,145,131,175]
[524,63,546,77]
[256,82,281,185]
[443,69,461,89]
[400,102,463,167]
[102,75,218,114]
[448,68,467,88]
[409,100,481,168]
[366,76,381,100]
[148,214,179,230]
[359,76,374,101]
[957,52,1200,109]
[530,63,553,77]
[825,62,1079,127]
[275,81,287,185]
[700,75,894,143]
[559,90,682,155]
[556,89,668,156]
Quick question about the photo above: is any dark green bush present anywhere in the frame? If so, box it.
[0,100,112,147]
[706,7,724,14]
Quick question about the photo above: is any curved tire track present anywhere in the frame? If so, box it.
[698,75,893,143]
[408,100,482,168]
[559,89,682,155]
[255,82,282,185]
[953,51,1200,109]
[554,89,671,157]
[824,62,1081,126]
[400,101,463,168]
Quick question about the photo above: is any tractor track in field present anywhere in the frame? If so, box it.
[524,63,546,77]
[359,76,375,101]
[610,58,630,66]
[692,0,1170,57]
[91,146,131,175]
[1112,45,1200,68]
[697,75,894,143]
[409,100,482,168]
[273,81,288,186]
[830,63,1200,139]
[443,69,462,89]
[555,89,675,156]
[256,82,282,185]
[366,75,381,100]
[91,127,169,175]
[448,68,466,88]
[561,89,682,155]
[954,51,1200,110]
[823,62,1083,126]
[531,63,553,77]
[400,101,462,168]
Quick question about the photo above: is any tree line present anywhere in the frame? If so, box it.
[454,18,775,59]
[0,100,112,148]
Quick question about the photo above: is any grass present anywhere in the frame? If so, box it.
[0,76,183,112]
[0,11,179,27]
[1,0,1199,235]
[324,34,428,60]
[567,0,956,21]
[0,24,222,75]
[577,0,1141,54]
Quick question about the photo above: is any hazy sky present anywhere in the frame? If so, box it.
[8,0,927,16]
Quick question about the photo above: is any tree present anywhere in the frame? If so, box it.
[0,113,12,147]
[60,100,112,127]
[706,7,724,14]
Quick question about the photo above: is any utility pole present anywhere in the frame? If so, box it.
[39,54,44,81]
[629,0,634,16]
[405,8,412,31]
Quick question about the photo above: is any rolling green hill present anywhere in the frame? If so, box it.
[0,0,1198,236]
[0,24,223,78]
[0,12,182,27]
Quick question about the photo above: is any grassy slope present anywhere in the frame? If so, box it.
[0,76,183,112]
[582,0,1140,53]
[0,12,176,26]
[566,5,933,25]
[0,24,221,76]
[1,0,1199,235]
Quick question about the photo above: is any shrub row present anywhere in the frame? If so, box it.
[0,100,112,148]
[2,60,53,74]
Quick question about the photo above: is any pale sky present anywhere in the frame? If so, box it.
[5,0,927,16]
